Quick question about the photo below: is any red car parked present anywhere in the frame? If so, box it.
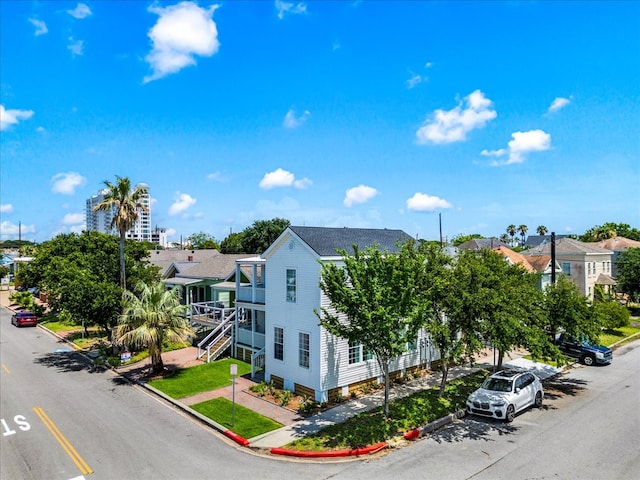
[11,311,38,327]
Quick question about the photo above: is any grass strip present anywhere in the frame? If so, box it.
[191,397,282,439]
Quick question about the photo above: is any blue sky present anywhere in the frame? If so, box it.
[1,1,639,245]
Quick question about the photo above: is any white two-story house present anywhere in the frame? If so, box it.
[234,226,439,403]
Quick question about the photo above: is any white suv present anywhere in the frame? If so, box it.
[466,370,544,422]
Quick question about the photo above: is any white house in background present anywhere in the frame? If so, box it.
[522,237,614,300]
[241,225,439,403]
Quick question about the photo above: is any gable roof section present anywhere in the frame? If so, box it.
[592,236,640,251]
[283,226,413,257]
[458,238,509,251]
[177,253,256,280]
[525,234,571,248]
[492,246,535,272]
[523,237,612,256]
[525,254,556,273]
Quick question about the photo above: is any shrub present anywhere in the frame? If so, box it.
[249,381,270,397]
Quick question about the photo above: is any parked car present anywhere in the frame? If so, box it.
[556,333,612,366]
[466,369,544,422]
[11,311,38,327]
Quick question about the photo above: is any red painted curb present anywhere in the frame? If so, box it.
[224,430,250,446]
[404,428,420,440]
[270,441,387,458]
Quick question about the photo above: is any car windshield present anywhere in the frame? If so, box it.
[481,377,513,392]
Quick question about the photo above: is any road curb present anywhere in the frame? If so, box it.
[403,408,466,440]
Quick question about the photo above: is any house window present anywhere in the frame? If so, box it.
[286,269,296,303]
[299,332,310,369]
[561,262,571,276]
[363,349,374,361]
[348,341,361,364]
[274,327,284,361]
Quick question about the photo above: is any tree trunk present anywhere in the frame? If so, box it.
[150,343,164,373]
[383,362,390,418]
[439,357,449,398]
[119,233,127,292]
[497,349,504,371]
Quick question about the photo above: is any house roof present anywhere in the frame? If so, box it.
[524,234,571,248]
[525,254,558,273]
[522,237,612,256]
[592,236,640,251]
[287,226,413,257]
[177,254,255,280]
[595,273,617,286]
[492,246,535,272]
[146,249,222,277]
[458,238,509,251]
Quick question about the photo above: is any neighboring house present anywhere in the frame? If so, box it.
[457,238,509,251]
[524,254,563,291]
[524,234,571,249]
[232,226,439,402]
[522,238,614,300]
[492,246,535,273]
[590,237,640,279]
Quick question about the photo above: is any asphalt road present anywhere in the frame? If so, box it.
[2,304,639,480]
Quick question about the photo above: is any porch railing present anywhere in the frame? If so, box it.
[251,347,265,379]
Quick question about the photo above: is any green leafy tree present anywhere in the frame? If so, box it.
[241,218,290,253]
[499,233,510,244]
[592,301,630,330]
[579,222,640,242]
[186,232,219,250]
[114,282,194,374]
[0,265,9,281]
[536,225,548,236]
[316,242,418,417]
[220,232,244,254]
[18,231,159,333]
[412,242,461,397]
[450,233,483,247]
[93,176,148,291]
[543,276,600,343]
[616,248,640,302]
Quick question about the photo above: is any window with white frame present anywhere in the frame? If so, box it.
[274,326,284,361]
[286,269,296,303]
[348,341,361,364]
[561,262,571,276]
[299,332,310,368]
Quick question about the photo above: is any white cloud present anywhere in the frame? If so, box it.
[344,185,379,207]
[0,204,13,213]
[168,192,197,215]
[416,89,497,144]
[548,96,570,113]
[207,172,222,181]
[406,193,452,212]
[406,73,426,89]
[67,3,92,19]
[165,227,177,238]
[144,2,220,83]
[0,105,34,130]
[275,0,307,19]
[283,108,310,128]
[62,213,85,225]
[482,129,552,165]
[28,18,48,36]
[51,172,86,195]
[68,37,84,56]
[0,221,36,237]
[70,224,86,234]
[258,168,311,190]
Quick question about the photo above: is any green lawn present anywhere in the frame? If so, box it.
[599,325,640,347]
[191,397,283,439]
[148,358,252,399]
[286,370,488,451]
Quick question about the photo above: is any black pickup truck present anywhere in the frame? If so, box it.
[556,333,613,366]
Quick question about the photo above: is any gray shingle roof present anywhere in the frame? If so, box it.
[289,226,413,257]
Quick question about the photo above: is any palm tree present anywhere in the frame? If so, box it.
[536,225,548,236]
[506,225,517,246]
[518,225,528,246]
[499,233,510,244]
[93,176,148,291]
[115,281,194,374]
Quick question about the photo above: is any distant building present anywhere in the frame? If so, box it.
[86,183,166,246]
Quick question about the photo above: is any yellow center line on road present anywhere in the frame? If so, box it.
[32,406,93,476]
[1,363,10,374]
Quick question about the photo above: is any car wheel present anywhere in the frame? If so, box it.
[535,391,543,408]
[506,405,515,422]
[582,355,595,366]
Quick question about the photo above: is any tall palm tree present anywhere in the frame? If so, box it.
[499,233,510,244]
[518,224,528,246]
[93,176,148,291]
[536,225,548,236]
[115,282,194,374]
[506,225,517,246]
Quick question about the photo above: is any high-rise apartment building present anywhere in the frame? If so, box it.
[86,183,161,244]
